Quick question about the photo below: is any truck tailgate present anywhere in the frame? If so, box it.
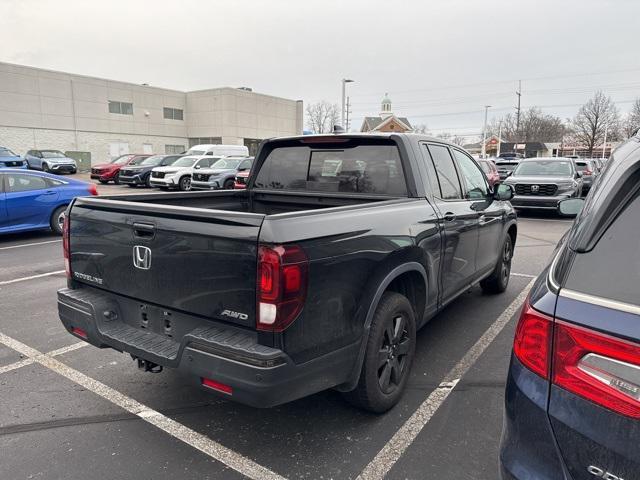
[68,198,264,328]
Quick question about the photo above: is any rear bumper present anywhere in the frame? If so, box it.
[510,194,573,210]
[57,287,355,407]
[499,355,568,480]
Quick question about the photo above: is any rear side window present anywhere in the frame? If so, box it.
[565,193,640,307]
[425,144,463,200]
[254,144,407,196]
[6,174,48,192]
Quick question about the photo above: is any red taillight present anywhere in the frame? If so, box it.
[584,169,593,175]
[513,299,553,379]
[88,183,98,196]
[256,244,308,332]
[553,321,640,418]
[71,327,87,339]
[63,213,71,279]
[201,377,233,395]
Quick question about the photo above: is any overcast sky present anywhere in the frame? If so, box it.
[2,0,639,138]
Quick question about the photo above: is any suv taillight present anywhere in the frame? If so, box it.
[513,298,640,418]
[257,244,308,332]
[63,213,71,279]
[513,299,553,379]
[553,321,640,418]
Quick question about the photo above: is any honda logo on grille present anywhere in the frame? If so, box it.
[531,184,540,192]
[133,245,152,270]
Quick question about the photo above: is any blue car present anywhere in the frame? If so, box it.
[0,147,27,169]
[0,169,97,235]
[500,134,640,479]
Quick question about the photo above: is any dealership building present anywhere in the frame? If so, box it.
[0,61,303,166]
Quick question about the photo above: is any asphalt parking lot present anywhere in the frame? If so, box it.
[0,210,573,480]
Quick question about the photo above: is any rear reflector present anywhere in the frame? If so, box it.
[513,299,553,379]
[553,321,640,418]
[71,327,87,339]
[201,377,233,395]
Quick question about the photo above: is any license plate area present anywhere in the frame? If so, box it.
[138,303,174,337]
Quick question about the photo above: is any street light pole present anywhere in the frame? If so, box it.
[341,79,354,129]
[497,120,502,158]
[481,105,491,159]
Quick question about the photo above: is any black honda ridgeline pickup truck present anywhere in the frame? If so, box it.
[58,134,517,413]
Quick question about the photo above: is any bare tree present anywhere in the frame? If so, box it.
[622,98,640,138]
[305,101,340,134]
[412,123,429,134]
[487,107,565,142]
[451,135,466,146]
[570,91,621,156]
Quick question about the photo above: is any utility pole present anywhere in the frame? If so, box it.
[341,79,354,128]
[515,80,522,139]
[497,120,502,158]
[345,96,352,132]
[481,105,491,159]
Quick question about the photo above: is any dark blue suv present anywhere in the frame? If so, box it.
[500,134,640,480]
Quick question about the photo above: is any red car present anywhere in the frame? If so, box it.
[478,159,500,187]
[91,154,152,184]
[234,169,250,189]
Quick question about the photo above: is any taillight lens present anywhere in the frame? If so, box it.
[513,299,553,379]
[88,183,98,196]
[257,244,308,332]
[553,321,640,418]
[63,212,71,279]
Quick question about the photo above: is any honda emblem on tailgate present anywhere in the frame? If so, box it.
[133,245,152,270]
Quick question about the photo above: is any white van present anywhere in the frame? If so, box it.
[186,144,249,157]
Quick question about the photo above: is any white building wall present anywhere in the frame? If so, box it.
[0,61,303,165]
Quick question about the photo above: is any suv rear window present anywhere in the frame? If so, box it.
[564,192,640,307]
[254,143,407,196]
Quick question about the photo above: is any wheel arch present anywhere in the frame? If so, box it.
[337,261,428,392]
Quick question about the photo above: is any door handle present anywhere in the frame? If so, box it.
[443,212,456,222]
[133,222,155,238]
[43,190,57,195]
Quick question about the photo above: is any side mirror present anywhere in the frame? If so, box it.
[505,171,513,178]
[494,183,514,201]
[558,198,584,216]
[575,171,582,178]
[194,165,201,170]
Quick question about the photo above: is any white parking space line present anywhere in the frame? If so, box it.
[0,341,88,375]
[511,272,536,279]
[357,279,535,480]
[0,239,61,250]
[0,331,286,480]
[0,270,65,286]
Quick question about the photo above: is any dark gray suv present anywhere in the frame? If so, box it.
[503,157,583,212]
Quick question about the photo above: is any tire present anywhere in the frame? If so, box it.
[223,178,234,190]
[113,172,120,185]
[127,184,137,188]
[50,206,67,235]
[145,175,152,188]
[480,234,513,294]
[179,176,192,191]
[99,180,108,185]
[42,163,50,173]
[343,292,416,413]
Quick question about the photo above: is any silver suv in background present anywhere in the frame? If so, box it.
[191,156,253,190]
[503,157,583,213]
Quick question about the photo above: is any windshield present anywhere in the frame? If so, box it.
[514,160,573,176]
[140,155,165,166]
[41,151,66,158]
[496,163,518,171]
[111,155,134,165]
[0,148,17,157]
[211,158,244,170]
[479,161,494,174]
[575,162,590,171]
[129,156,147,166]
[172,157,199,167]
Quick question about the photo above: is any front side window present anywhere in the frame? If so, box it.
[254,143,407,196]
[453,150,489,200]
[426,144,463,200]
[7,174,48,193]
